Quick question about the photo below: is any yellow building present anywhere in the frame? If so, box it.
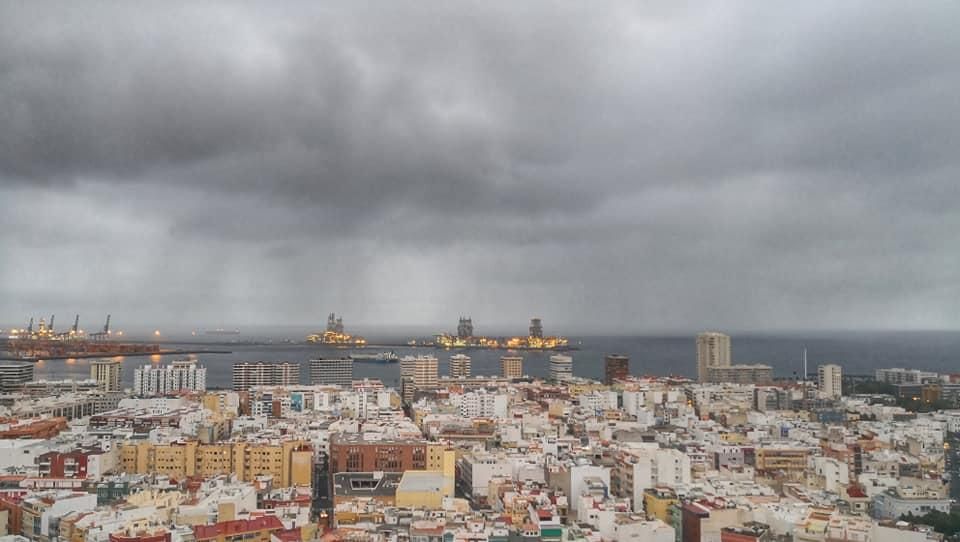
[395,471,447,509]
[566,381,609,396]
[643,487,678,522]
[119,440,312,487]
[426,444,456,496]
[755,447,810,475]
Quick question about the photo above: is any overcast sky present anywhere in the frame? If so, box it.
[2,2,959,333]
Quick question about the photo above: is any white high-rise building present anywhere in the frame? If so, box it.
[818,364,843,399]
[133,359,206,396]
[449,354,472,378]
[696,332,731,382]
[549,354,573,382]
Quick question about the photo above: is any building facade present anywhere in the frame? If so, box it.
[0,362,34,392]
[500,356,523,379]
[818,364,843,399]
[309,358,353,387]
[697,332,731,382]
[399,356,438,403]
[90,359,123,392]
[133,359,207,396]
[549,354,573,382]
[448,354,471,378]
[232,362,300,391]
[604,355,629,385]
[706,364,773,384]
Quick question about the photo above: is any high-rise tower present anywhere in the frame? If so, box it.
[696,332,731,382]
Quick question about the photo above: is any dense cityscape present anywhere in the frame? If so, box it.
[0,331,956,541]
[3,2,959,542]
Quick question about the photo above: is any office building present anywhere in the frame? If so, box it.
[232,362,300,391]
[0,362,34,393]
[133,359,206,396]
[448,354,471,378]
[604,354,629,385]
[90,359,123,392]
[400,355,438,403]
[309,358,353,387]
[549,354,573,382]
[500,356,523,379]
[818,364,843,399]
[697,332,731,382]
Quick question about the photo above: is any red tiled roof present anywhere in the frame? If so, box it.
[846,485,868,498]
[194,517,284,540]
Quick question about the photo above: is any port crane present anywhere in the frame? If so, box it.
[55,314,80,339]
[90,314,111,341]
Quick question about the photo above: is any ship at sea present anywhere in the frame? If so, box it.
[432,316,572,350]
[349,351,399,363]
[306,313,367,346]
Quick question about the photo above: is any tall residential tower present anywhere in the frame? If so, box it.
[696,332,731,382]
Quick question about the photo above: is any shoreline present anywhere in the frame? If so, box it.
[0,349,233,363]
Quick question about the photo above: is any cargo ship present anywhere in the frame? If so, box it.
[349,351,399,363]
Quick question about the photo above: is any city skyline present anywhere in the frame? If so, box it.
[2,3,959,331]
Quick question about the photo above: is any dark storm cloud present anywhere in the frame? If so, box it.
[2,1,959,331]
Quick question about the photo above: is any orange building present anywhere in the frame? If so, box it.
[0,418,68,439]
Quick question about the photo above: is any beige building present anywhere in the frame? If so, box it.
[400,355,439,403]
[707,364,772,384]
[500,356,523,379]
[697,332,731,382]
[119,439,312,487]
[818,364,843,399]
[90,359,122,392]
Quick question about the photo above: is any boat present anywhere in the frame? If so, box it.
[349,351,399,363]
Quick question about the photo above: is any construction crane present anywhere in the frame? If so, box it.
[90,314,112,341]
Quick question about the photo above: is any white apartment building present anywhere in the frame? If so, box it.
[818,364,843,399]
[449,354,471,378]
[459,389,508,419]
[549,354,573,382]
[133,359,206,396]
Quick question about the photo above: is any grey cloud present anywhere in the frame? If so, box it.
[1,1,959,331]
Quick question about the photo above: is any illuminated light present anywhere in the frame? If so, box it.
[154,330,161,336]
[116,331,123,337]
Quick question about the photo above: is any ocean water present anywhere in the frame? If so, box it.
[30,331,960,389]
